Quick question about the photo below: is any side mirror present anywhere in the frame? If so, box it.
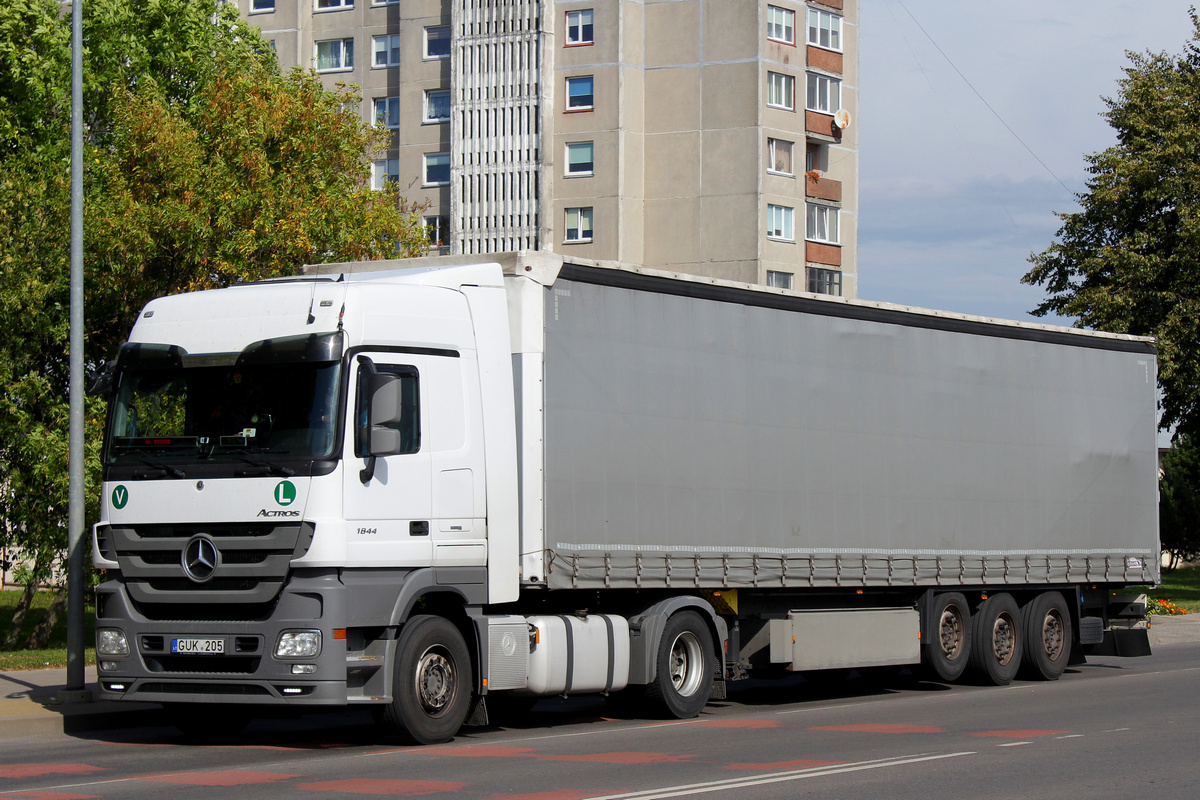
[87,359,117,397]
[357,357,416,484]
[366,372,405,457]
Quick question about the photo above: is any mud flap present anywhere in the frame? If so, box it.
[1083,628,1152,657]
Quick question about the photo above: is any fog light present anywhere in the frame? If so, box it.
[104,682,127,692]
[100,660,120,672]
[282,687,304,694]
[97,628,129,656]
[292,663,317,675]
[275,630,321,658]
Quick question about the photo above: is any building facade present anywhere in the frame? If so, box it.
[235,0,857,296]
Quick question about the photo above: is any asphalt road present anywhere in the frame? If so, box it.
[4,644,1200,800]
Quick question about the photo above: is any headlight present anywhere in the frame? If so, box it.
[275,630,321,658]
[97,628,129,656]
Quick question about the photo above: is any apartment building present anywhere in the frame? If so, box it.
[235,0,857,296]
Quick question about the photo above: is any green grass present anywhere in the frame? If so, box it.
[0,588,95,671]
[1141,565,1200,614]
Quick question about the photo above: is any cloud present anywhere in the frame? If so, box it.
[857,174,1074,323]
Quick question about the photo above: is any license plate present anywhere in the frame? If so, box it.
[172,637,225,655]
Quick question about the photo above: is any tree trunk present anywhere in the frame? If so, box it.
[27,589,67,650]
[2,564,40,649]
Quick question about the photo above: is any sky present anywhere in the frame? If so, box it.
[857,0,1197,325]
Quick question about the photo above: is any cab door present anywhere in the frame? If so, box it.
[342,353,434,567]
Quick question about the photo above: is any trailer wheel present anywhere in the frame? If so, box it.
[968,593,1022,685]
[1019,592,1072,681]
[921,592,972,682]
[377,615,472,744]
[645,611,714,719]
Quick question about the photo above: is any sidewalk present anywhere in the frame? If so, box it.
[1147,611,1200,645]
[0,666,161,740]
[2,615,1199,741]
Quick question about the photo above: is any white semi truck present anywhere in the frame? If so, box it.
[92,253,1160,743]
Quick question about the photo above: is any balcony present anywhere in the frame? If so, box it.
[805,174,842,203]
[807,46,843,75]
[806,241,841,267]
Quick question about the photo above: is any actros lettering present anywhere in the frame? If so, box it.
[257,509,301,517]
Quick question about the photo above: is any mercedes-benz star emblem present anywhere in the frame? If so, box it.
[182,534,219,583]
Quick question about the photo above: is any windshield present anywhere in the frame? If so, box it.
[105,360,342,465]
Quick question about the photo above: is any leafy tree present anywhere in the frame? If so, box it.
[1,0,427,648]
[1023,11,1200,437]
[1160,436,1200,570]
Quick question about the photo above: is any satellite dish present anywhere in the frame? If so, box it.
[833,109,851,129]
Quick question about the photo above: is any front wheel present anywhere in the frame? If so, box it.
[644,611,714,719]
[1019,592,1072,681]
[968,593,1022,685]
[377,615,472,745]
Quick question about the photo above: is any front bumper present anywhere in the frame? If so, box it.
[94,569,352,706]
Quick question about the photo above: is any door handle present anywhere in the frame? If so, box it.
[410,521,429,537]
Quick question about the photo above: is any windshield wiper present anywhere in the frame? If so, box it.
[132,450,187,478]
[232,450,295,477]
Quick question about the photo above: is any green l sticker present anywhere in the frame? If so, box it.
[111,485,129,510]
[274,480,297,507]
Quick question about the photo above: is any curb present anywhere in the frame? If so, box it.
[0,693,163,741]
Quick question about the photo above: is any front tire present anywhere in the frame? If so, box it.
[968,593,1022,685]
[378,615,472,745]
[921,592,972,682]
[644,611,714,719]
[1019,592,1072,681]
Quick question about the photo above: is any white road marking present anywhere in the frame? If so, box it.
[997,741,1031,747]
[566,752,977,800]
[1055,734,1084,739]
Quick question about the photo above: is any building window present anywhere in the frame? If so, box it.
[316,38,354,72]
[373,97,399,129]
[566,76,594,110]
[425,90,451,123]
[767,72,794,111]
[316,0,352,9]
[767,6,795,44]
[565,142,594,176]
[806,202,839,244]
[425,26,451,59]
[806,142,828,173]
[251,0,275,12]
[566,9,594,45]
[767,204,794,241]
[766,270,793,289]
[373,0,398,4]
[565,207,593,242]
[806,73,840,114]
[372,159,399,190]
[767,138,793,176]
[807,8,842,52]
[425,215,449,252]
[808,267,842,296]
[373,34,399,68]
[424,153,450,186]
